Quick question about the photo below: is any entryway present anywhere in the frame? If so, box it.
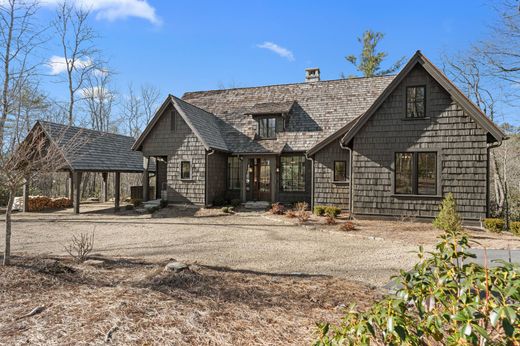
[246,158,272,202]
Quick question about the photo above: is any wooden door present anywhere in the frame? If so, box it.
[248,158,271,201]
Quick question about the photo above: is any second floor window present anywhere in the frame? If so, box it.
[257,117,276,139]
[406,86,426,118]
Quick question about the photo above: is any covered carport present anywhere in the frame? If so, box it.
[22,121,153,214]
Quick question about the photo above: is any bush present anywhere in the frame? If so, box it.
[511,221,520,236]
[339,221,356,231]
[213,195,226,207]
[131,198,143,207]
[324,215,336,225]
[146,206,159,214]
[484,218,505,233]
[222,206,233,213]
[316,194,520,345]
[294,201,308,212]
[230,198,241,208]
[286,210,297,218]
[297,211,311,223]
[433,192,461,233]
[314,205,325,216]
[159,199,168,208]
[324,206,341,218]
[270,203,285,215]
[124,204,134,211]
[64,232,94,263]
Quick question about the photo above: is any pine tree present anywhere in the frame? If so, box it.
[433,193,462,234]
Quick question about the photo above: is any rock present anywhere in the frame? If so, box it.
[188,264,200,271]
[82,259,105,267]
[165,261,188,272]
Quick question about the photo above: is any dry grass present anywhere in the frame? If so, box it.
[0,256,380,345]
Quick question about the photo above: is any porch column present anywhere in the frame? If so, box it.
[142,156,150,202]
[22,178,29,212]
[114,172,121,211]
[68,171,74,201]
[240,157,247,202]
[73,171,82,214]
[101,172,108,203]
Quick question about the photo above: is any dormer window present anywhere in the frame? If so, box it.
[406,86,426,118]
[257,117,277,139]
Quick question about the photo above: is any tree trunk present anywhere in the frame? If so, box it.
[3,191,15,266]
[491,151,505,214]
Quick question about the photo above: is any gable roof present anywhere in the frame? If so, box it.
[182,75,394,153]
[132,95,230,152]
[37,120,149,172]
[307,51,507,156]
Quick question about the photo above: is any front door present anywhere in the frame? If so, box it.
[247,158,271,201]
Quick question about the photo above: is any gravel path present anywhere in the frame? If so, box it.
[4,203,516,287]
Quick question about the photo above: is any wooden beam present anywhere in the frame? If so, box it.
[101,172,108,203]
[114,172,121,211]
[68,171,74,201]
[73,171,82,214]
[143,157,150,202]
[22,178,29,212]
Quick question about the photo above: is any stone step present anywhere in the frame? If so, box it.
[243,201,270,210]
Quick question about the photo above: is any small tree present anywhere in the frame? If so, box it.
[433,192,462,234]
[344,30,405,78]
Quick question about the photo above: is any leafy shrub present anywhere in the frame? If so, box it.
[314,205,325,216]
[270,203,286,215]
[159,199,168,208]
[339,221,356,231]
[230,198,241,208]
[294,201,308,212]
[324,215,336,225]
[124,204,134,211]
[324,206,341,218]
[286,210,297,218]
[316,194,520,345]
[131,198,142,207]
[510,221,520,236]
[221,206,233,213]
[484,218,505,233]
[213,195,226,207]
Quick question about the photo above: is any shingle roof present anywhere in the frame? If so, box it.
[171,96,229,152]
[38,120,149,172]
[182,76,395,153]
[247,100,295,115]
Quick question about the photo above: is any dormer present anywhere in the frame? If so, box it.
[247,101,295,140]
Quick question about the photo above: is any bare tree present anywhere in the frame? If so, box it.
[82,67,115,132]
[140,84,160,125]
[122,83,142,138]
[53,1,100,125]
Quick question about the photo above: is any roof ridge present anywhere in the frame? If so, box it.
[182,74,396,98]
[37,120,136,140]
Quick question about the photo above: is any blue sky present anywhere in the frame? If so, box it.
[38,0,518,125]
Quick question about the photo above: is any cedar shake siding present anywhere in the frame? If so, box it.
[140,104,206,205]
[351,65,488,220]
[313,141,350,210]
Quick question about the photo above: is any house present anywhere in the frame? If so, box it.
[132,51,507,221]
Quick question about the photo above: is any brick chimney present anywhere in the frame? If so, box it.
[305,68,320,82]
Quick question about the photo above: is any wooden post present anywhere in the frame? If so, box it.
[143,156,150,202]
[114,171,120,211]
[73,171,82,214]
[68,171,74,201]
[22,178,29,212]
[101,172,108,203]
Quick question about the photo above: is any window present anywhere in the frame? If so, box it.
[395,152,437,195]
[280,156,306,192]
[180,161,191,180]
[257,117,276,139]
[406,86,426,118]
[333,161,348,182]
[227,156,241,190]
[170,110,177,131]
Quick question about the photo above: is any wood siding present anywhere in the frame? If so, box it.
[313,141,350,209]
[351,65,488,220]
[140,104,206,204]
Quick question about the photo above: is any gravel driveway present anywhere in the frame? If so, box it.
[3,203,516,287]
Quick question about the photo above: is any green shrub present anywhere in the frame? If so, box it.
[316,194,520,345]
[314,205,325,216]
[213,196,226,207]
[230,198,241,208]
[124,204,134,211]
[510,221,520,236]
[484,218,505,233]
[324,206,341,218]
[146,206,159,214]
[159,199,168,208]
[131,198,143,207]
[433,192,461,233]
[221,206,233,213]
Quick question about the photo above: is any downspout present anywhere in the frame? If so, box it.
[339,140,354,219]
[304,152,314,210]
[205,149,215,206]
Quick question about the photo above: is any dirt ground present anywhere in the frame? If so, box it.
[0,256,380,345]
[2,203,519,288]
